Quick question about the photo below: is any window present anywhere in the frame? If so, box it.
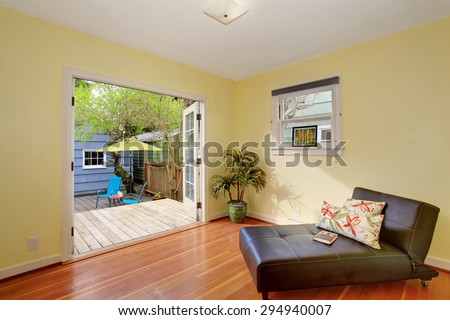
[83,150,106,169]
[271,76,342,155]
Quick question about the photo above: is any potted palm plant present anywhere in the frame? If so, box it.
[210,147,267,223]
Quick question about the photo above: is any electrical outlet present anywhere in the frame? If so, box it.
[28,236,40,251]
[295,207,301,217]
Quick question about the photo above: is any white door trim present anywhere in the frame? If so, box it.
[182,102,201,219]
[62,66,207,262]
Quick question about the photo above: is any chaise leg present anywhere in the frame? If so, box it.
[262,292,269,300]
[421,280,429,287]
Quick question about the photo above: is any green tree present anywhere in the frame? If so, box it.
[150,95,192,199]
[74,79,188,195]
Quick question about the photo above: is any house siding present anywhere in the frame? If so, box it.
[74,134,128,195]
[132,149,163,183]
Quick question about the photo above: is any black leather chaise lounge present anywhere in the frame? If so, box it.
[239,187,440,299]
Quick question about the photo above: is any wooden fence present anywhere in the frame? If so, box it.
[144,162,183,201]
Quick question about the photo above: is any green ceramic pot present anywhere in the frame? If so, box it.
[228,201,247,223]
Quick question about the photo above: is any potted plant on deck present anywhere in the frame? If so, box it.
[153,192,165,200]
[210,147,267,223]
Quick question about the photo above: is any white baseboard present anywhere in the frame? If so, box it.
[247,211,282,224]
[425,256,450,271]
[207,211,228,221]
[247,211,308,225]
[209,211,296,225]
[0,255,61,280]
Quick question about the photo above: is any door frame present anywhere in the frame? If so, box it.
[62,66,207,262]
[182,102,202,220]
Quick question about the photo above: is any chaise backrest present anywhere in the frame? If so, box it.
[352,187,439,264]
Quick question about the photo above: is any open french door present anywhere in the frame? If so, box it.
[182,102,201,220]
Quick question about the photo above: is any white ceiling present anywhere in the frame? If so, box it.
[2,0,450,80]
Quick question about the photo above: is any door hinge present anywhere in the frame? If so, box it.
[71,227,74,237]
[196,113,201,121]
[196,202,202,209]
[71,162,74,171]
[196,158,201,165]
[71,96,75,106]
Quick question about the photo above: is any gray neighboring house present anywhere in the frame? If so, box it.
[74,133,129,196]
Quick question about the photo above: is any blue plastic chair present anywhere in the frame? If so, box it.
[121,182,148,205]
[96,175,122,208]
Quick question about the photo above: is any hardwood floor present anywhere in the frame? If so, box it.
[0,218,448,300]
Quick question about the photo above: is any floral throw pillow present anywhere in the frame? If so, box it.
[320,200,341,218]
[316,200,385,249]
[342,198,386,216]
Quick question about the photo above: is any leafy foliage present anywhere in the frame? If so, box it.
[74,79,185,143]
[210,147,267,203]
[74,79,189,194]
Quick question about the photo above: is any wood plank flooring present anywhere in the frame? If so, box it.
[0,218,448,300]
[74,199,198,255]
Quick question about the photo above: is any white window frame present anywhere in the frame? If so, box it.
[82,149,107,169]
[271,77,342,156]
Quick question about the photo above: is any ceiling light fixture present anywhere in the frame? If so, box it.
[203,0,249,25]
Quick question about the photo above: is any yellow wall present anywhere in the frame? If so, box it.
[0,7,235,270]
[236,17,450,264]
[1,6,449,273]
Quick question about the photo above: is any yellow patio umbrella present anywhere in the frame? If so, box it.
[96,138,161,153]
[97,138,162,192]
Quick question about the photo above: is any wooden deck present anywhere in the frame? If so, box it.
[73,198,198,255]
[74,190,153,213]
